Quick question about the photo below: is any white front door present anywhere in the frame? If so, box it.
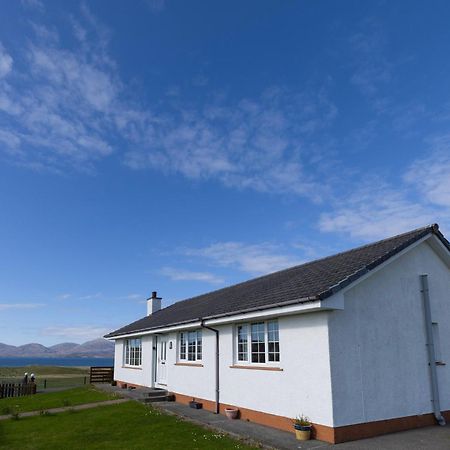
[156,336,168,385]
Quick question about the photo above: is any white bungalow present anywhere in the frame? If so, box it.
[105,224,450,443]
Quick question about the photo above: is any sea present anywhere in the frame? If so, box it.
[0,357,114,367]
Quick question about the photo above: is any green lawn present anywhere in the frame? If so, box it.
[0,366,90,389]
[0,401,255,450]
[0,386,117,414]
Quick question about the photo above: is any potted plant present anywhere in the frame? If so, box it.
[293,414,312,441]
[224,407,239,420]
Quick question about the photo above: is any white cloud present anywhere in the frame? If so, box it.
[160,267,224,284]
[349,21,391,98]
[0,43,13,78]
[79,292,102,300]
[57,293,71,300]
[145,0,166,12]
[41,326,110,340]
[184,242,303,275]
[0,10,339,203]
[404,139,450,208]
[0,303,44,311]
[125,88,336,200]
[21,0,45,12]
[0,20,117,172]
[319,183,435,240]
[122,293,142,300]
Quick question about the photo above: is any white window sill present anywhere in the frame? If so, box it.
[175,362,204,367]
[122,365,143,370]
[229,364,283,371]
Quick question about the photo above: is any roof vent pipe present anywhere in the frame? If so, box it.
[147,291,162,316]
[420,274,446,426]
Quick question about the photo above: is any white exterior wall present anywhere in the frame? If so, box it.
[113,312,334,426]
[113,335,154,387]
[157,313,334,427]
[328,240,450,427]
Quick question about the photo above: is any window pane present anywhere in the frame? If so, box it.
[237,324,248,361]
[251,322,265,363]
[268,320,280,362]
[180,332,186,360]
[188,331,196,361]
[196,331,202,360]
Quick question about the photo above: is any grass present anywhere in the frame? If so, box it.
[0,401,255,450]
[0,386,117,414]
[0,366,90,389]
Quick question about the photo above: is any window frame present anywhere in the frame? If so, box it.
[234,320,280,366]
[178,330,202,363]
[123,337,142,367]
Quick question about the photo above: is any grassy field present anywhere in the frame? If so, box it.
[0,401,254,450]
[0,366,90,389]
[0,386,118,415]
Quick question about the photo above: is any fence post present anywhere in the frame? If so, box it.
[84,376,87,385]
[44,379,47,389]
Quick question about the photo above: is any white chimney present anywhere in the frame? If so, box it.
[147,291,161,316]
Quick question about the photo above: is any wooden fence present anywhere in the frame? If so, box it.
[0,382,37,399]
[89,366,114,384]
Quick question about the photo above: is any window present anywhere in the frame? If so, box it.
[179,330,202,362]
[180,332,186,360]
[268,320,280,362]
[124,338,142,366]
[237,324,248,361]
[251,322,266,363]
[235,320,280,365]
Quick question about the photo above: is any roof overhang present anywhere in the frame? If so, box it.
[105,295,344,340]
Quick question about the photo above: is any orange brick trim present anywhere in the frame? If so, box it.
[229,365,283,371]
[171,391,450,444]
[333,410,450,444]
[171,391,334,442]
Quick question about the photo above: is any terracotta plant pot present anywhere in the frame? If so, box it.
[224,408,239,420]
[294,425,311,441]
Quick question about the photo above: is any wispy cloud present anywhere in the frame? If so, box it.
[0,43,13,78]
[78,292,102,300]
[57,293,71,300]
[160,267,224,284]
[124,87,337,201]
[349,20,391,99]
[0,303,45,311]
[145,0,167,13]
[41,326,110,340]
[404,138,450,208]
[319,136,450,240]
[121,293,142,300]
[184,242,303,275]
[319,181,435,240]
[20,0,44,12]
[0,10,337,202]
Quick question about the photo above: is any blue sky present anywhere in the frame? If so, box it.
[1,0,450,345]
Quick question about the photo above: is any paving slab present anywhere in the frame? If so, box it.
[334,423,450,450]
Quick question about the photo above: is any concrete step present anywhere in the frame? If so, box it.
[141,394,175,403]
[147,389,168,398]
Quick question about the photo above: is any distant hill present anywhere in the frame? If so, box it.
[0,339,114,358]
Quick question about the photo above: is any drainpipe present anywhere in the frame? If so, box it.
[201,320,220,414]
[420,274,446,426]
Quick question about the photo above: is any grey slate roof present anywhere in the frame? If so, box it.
[105,224,449,338]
